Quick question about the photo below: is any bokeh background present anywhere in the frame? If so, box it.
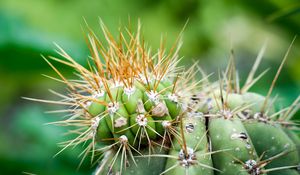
[0,0,300,174]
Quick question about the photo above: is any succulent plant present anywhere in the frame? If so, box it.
[26,22,300,175]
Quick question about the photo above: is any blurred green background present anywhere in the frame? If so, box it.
[0,0,300,174]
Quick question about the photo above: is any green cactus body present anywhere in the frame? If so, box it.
[241,92,300,174]
[284,128,300,158]
[88,92,107,117]
[164,112,214,175]
[225,93,245,110]
[122,88,143,114]
[110,86,124,102]
[175,113,207,151]
[165,96,181,119]
[96,117,113,144]
[209,117,260,175]
[105,103,130,134]
[143,90,162,112]
[244,122,300,175]
[37,22,300,175]
[242,92,276,115]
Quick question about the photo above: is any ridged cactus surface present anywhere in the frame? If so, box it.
[28,22,300,175]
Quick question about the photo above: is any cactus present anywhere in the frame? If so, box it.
[26,22,300,175]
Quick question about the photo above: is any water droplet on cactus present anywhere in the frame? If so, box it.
[231,132,248,140]
[185,123,195,133]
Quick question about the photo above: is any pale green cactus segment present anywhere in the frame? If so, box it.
[120,155,166,175]
[197,90,221,114]
[242,92,276,115]
[165,96,181,119]
[105,103,130,134]
[225,93,245,110]
[284,128,300,158]
[126,147,168,175]
[110,86,124,102]
[165,114,213,175]
[164,149,214,175]
[203,91,274,117]
[174,113,207,152]
[122,88,143,114]
[143,90,162,112]
[197,97,214,114]
[153,81,170,95]
[134,80,147,92]
[96,118,113,144]
[88,92,107,117]
[201,98,220,114]
[206,92,245,113]
[209,118,259,175]
[142,82,173,115]
[244,122,300,175]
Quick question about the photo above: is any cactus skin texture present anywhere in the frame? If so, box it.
[29,22,300,175]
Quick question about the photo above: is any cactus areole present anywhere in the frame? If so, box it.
[30,22,300,175]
